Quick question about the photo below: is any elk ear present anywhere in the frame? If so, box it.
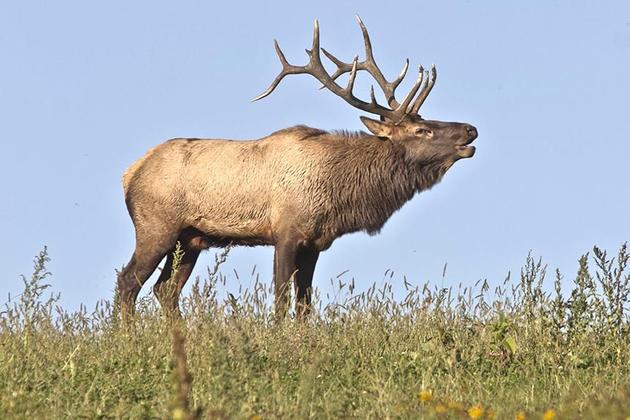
[360,116,393,139]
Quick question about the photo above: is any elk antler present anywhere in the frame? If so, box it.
[253,17,436,123]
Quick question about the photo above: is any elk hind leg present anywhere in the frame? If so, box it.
[153,235,202,317]
[118,229,179,321]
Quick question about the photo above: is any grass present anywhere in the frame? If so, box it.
[1,245,629,419]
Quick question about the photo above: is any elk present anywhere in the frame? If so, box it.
[117,17,478,321]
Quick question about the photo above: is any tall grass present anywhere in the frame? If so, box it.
[1,245,628,418]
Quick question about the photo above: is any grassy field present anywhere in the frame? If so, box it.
[1,245,629,419]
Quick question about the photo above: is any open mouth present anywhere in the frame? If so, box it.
[456,145,476,158]
[455,129,477,158]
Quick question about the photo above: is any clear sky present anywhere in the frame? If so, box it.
[1,1,629,310]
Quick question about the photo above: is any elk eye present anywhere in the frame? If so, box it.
[415,128,432,136]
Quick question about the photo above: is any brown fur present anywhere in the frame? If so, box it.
[118,115,477,320]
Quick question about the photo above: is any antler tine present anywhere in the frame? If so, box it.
[252,40,302,102]
[354,16,398,107]
[369,85,377,106]
[391,59,410,91]
[390,66,425,122]
[318,48,366,92]
[253,20,327,102]
[407,67,428,113]
[345,56,359,93]
[321,48,349,81]
[409,65,437,114]
[305,19,321,58]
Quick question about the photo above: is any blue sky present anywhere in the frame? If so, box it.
[1,1,629,310]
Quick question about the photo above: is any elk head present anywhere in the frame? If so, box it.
[253,16,478,168]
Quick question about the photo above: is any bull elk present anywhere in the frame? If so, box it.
[118,17,478,320]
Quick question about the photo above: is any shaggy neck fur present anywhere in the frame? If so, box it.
[308,128,451,236]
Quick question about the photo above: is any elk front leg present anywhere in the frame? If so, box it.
[295,248,319,320]
[273,239,299,320]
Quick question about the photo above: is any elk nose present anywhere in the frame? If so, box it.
[465,124,478,139]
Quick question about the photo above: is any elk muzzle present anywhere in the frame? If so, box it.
[455,124,478,158]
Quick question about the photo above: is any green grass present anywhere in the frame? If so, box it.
[1,245,629,419]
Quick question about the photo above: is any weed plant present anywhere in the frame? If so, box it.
[1,245,628,418]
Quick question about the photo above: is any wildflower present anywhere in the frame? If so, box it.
[250,416,262,420]
[418,389,433,402]
[543,409,556,420]
[468,405,484,419]
[487,408,496,419]
[515,411,526,420]
[171,408,186,420]
[434,404,448,414]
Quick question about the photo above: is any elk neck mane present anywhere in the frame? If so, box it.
[277,125,451,236]
[268,125,371,141]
